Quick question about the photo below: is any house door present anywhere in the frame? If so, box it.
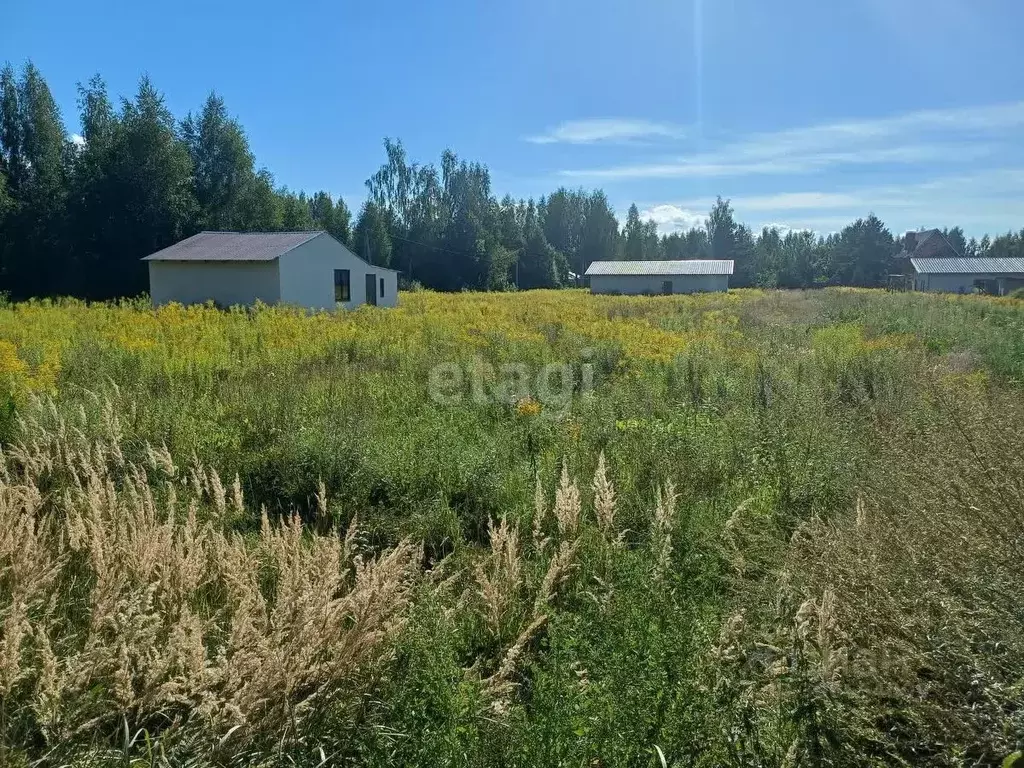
[661,280,673,294]
[365,273,377,306]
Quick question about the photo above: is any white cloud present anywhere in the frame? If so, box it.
[70,133,86,147]
[640,204,707,233]
[560,142,996,180]
[760,223,809,236]
[526,118,684,145]
[737,192,866,211]
[640,168,1024,238]
[714,102,1024,166]
[556,100,1024,179]
[667,190,914,214]
[537,102,1024,236]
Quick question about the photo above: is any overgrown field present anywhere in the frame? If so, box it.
[1,288,1023,767]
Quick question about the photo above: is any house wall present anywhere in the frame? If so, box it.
[589,274,729,295]
[148,260,280,307]
[914,272,1024,295]
[279,234,399,310]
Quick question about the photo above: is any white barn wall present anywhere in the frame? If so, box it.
[915,273,976,293]
[148,260,280,306]
[590,274,728,295]
[915,272,1024,295]
[279,234,399,310]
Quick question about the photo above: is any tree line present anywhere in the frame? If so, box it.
[2,61,1023,300]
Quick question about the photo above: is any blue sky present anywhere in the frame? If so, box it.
[4,0,1024,238]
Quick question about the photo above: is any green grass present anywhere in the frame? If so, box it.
[0,288,1022,766]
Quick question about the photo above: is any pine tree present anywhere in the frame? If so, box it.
[543,188,586,280]
[309,191,352,245]
[580,191,619,272]
[826,215,895,287]
[353,201,393,268]
[942,226,968,258]
[100,76,196,298]
[519,200,559,289]
[182,93,255,230]
[0,63,69,297]
[278,190,314,230]
[1,64,24,193]
[66,75,118,292]
[623,203,645,261]
[234,169,282,231]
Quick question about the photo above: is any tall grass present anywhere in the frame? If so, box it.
[0,288,1022,765]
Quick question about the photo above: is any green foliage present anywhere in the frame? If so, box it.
[0,61,69,296]
[519,199,561,289]
[825,214,896,287]
[3,61,1003,302]
[181,92,256,231]
[623,202,656,262]
[1,289,1022,765]
[580,190,620,272]
[353,200,393,267]
[102,76,197,297]
[309,190,352,245]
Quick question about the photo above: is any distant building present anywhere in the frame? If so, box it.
[898,229,963,261]
[143,231,398,310]
[584,260,733,294]
[890,229,966,291]
[911,257,1024,295]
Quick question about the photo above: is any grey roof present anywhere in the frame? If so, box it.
[910,230,936,252]
[142,231,323,262]
[585,259,734,276]
[901,228,964,259]
[911,257,1024,274]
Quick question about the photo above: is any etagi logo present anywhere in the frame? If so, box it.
[428,352,596,418]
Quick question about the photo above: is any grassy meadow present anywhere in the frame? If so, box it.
[1,288,1023,766]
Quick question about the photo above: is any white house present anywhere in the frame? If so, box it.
[143,231,399,310]
[585,260,734,294]
[911,257,1024,295]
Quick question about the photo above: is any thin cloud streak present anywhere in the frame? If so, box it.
[555,100,1024,179]
[526,118,685,145]
[729,101,1024,157]
[560,142,997,180]
[639,168,1024,238]
[668,168,1024,213]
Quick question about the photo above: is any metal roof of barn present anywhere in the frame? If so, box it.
[585,259,734,276]
[910,257,1024,274]
[142,231,324,262]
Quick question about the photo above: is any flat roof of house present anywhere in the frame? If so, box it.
[585,259,734,276]
[911,257,1024,275]
[142,231,324,262]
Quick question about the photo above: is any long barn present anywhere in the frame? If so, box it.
[911,257,1024,296]
[143,231,399,310]
[585,260,734,295]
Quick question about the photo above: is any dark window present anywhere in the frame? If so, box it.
[334,269,350,302]
[380,277,385,297]
[973,278,997,295]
